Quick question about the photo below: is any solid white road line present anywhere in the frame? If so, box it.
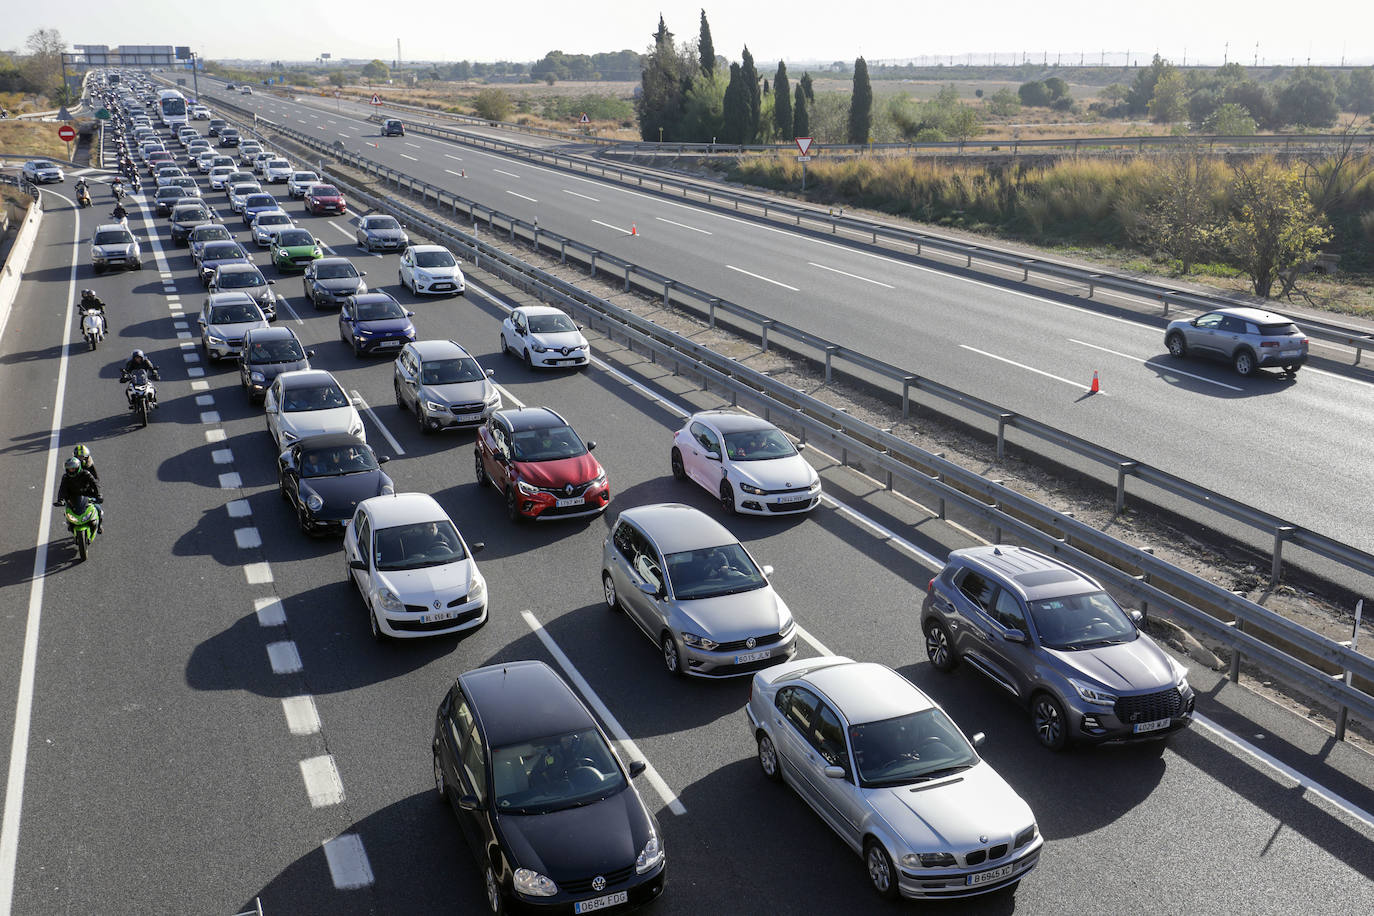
[959,344,1104,394]
[592,219,631,235]
[795,625,835,658]
[655,217,711,235]
[282,696,321,735]
[0,189,81,916]
[350,390,405,456]
[521,611,687,816]
[562,189,599,202]
[299,755,345,807]
[322,834,374,890]
[505,190,538,203]
[276,297,303,326]
[493,382,524,409]
[726,265,800,292]
[1068,338,1244,392]
[808,261,894,289]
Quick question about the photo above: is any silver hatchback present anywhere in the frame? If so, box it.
[601,504,796,678]
[1164,306,1308,377]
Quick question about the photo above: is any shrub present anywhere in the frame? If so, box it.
[473,88,513,121]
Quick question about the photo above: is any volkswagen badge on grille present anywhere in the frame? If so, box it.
[433,600,441,609]
[592,875,606,892]
[745,637,756,649]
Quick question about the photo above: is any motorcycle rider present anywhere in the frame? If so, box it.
[54,456,103,533]
[111,201,128,227]
[73,444,99,481]
[79,289,110,331]
[122,349,160,409]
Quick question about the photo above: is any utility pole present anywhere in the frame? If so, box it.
[190,52,200,103]
[395,38,401,71]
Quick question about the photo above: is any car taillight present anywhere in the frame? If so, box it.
[1260,341,1279,348]
[927,578,935,593]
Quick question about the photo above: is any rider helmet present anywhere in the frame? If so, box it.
[132,349,144,359]
[64,457,81,474]
[74,444,91,461]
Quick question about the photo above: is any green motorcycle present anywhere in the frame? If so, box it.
[57,496,102,561]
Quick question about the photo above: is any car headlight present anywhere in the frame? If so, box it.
[468,576,486,603]
[207,334,225,345]
[250,371,265,382]
[424,400,448,413]
[512,868,557,898]
[375,588,403,612]
[516,479,538,496]
[354,326,373,337]
[778,614,795,637]
[312,248,321,257]
[901,852,956,869]
[738,483,767,495]
[380,481,395,496]
[590,469,607,487]
[531,343,548,353]
[303,490,324,512]
[681,632,718,650]
[635,832,664,873]
[1068,678,1117,707]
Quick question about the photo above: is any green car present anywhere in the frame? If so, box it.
[270,228,324,271]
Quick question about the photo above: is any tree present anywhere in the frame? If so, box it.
[636,15,691,141]
[946,105,982,143]
[698,9,715,78]
[799,72,814,102]
[361,59,389,83]
[773,61,792,141]
[792,85,810,139]
[473,89,512,121]
[986,87,1021,116]
[1132,146,1223,274]
[1221,159,1331,297]
[1018,80,1050,108]
[1148,70,1189,123]
[329,71,347,88]
[1224,81,1276,129]
[1043,77,1069,101]
[1126,55,1175,115]
[23,28,64,99]
[847,56,872,144]
[1276,68,1338,127]
[1203,103,1257,135]
[680,69,726,141]
[1338,67,1374,115]
[741,46,761,144]
[721,62,748,144]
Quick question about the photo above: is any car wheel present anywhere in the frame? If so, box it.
[483,864,504,915]
[757,733,781,782]
[133,259,142,270]
[662,633,684,677]
[719,481,737,515]
[1165,332,1187,359]
[864,840,899,901]
[368,601,385,642]
[1032,692,1070,751]
[670,447,686,481]
[295,504,311,534]
[417,405,430,435]
[505,487,522,523]
[1233,348,1256,377]
[603,573,621,612]
[394,379,405,408]
[432,750,446,803]
[523,349,533,370]
[475,450,489,487]
[351,336,361,358]
[924,619,958,672]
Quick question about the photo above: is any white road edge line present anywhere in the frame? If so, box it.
[0,189,80,916]
[350,390,405,457]
[521,610,687,816]
[959,344,1104,394]
[726,265,799,292]
[807,261,894,289]
[1067,338,1244,392]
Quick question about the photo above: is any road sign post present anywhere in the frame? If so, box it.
[795,137,814,191]
[57,123,76,160]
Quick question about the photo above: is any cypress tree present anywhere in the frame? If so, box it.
[636,15,688,142]
[800,72,814,102]
[773,61,792,141]
[721,62,747,144]
[792,84,809,139]
[847,56,872,144]
[741,46,761,144]
[697,9,715,78]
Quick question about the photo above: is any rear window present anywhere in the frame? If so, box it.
[1259,322,1301,337]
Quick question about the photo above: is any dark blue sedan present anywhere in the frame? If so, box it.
[339,292,415,357]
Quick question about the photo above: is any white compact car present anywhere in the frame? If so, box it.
[398,244,465,296]
[499,305,590,369]
[263,369,366,450]
[342,492,488,639]
[670,410,822,515]
[262,158,293,183]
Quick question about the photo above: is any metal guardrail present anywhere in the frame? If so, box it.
[236,109,1374,595]
[284,161,1374,737]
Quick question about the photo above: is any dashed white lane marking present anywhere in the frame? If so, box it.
[211,449,234,464]
[726,265,800,292]
[960,344,1103,394]
[350,390,405,456]
[521,610,687,816]
[563,189,599,202]
[322,834,374,890]
[244,562,273,585]
[592,219,631,235]
[656,216,711,235]
[808,261,895,289]
[234,528,262,549]
[266,640,302,674]
[195,395,214,406]
[1067,338,1245,392]
[444,169,465,177]
[188,367,205,378]
[505,190,537,203]
[400,153,418,162]
[183,352,200,363]
[493,168,520,179]
[404,142,421,149]
[255,597,285,626]
[444,153,462,161]
[300,755,345,807]
[176,331,192,339]
[218,472,242,489]
[191,380,209,392]
[282,696,321,735]
[200,411,221,424]
[205,428,226,443]
[337,133,350,138]
[173,321,188,329]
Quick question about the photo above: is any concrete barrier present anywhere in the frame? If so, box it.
[0,198,44,345]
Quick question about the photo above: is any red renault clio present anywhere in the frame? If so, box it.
[475,407,610,522]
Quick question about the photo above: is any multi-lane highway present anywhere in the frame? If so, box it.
[199,80,1374,559]
[0,91,1372,916]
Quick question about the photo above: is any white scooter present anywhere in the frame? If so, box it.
[80,308,106,350]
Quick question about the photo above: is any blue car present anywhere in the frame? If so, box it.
[339,292,415,357]
[240,193,280,227]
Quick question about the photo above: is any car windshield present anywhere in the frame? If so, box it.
[277,230,313,247]
[312,186,339,196]
[664,543,767,599]
[315,262,358,280]
[210,304,260,323]
[366,217,399,230]
[490,728,626,816]
[268,159,289,169]
[293,173,318,183]
[231,186,258,197]
[195,226,231,240]
[356,298,405,321]
[258,214,290,226]
[723,428,797,462]
[1028,591,1138,651]
[419,357,484,385]
[246,195,274,208]
[850,708,978,788]
[373,519,466,570]
[203,243,243,260]
[299,442,377,477]
[415,250,456,268]
[94,230,133,245]
[527,313,576,334]
[509,425,585,462]
[218,270,264,289]
[248,338,305,364]
[174,207,209,220]
[172,178,198,188]
[282,382,349,412]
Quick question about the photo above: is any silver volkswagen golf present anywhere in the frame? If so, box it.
[601,504,796,677]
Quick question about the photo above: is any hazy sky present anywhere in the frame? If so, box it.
[3,1,1371,67]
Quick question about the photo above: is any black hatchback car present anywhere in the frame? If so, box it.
[433,660,666,915]
[381,118,405,136]
[239,325,313,402]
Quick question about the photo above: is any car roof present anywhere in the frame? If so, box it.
[361,491,446,528]
[800,661,935,725]
[94,223,130,233]
[351,292,398,304]
[1213,306,1298,325]
[617,503,735,554]
[410,338,471,360]
[362,214,397,223]
[277,368,340,389]
[205,292,258,307]
[948,545,1098,601]
[312,256,354,268]
[459,660,594,749]
[518,305,570,318]
[497,406,564,432]
[407,244,448,254]
[244,325,299,342]
[690,410,774,434]
[216,262,260,274]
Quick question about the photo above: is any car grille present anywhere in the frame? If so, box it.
[559,865,634,894]
[716,632,783,653]
[448,401,487,416]
[392,607,483,631]
[535,481,590,498]
[1114,688,1183,725]
[963,842,1010,867]
[292,257,314,266]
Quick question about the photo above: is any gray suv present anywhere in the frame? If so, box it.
[1164,307,1308,377]
[921,546,1193,750]
[392,339,500,433]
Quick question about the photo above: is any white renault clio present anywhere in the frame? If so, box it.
[343,492,488,639]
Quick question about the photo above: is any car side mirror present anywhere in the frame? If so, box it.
[971,732,986,748]
[405,311,414,318]
[485,368,495,378]
[456,794,480,811]
[628,760,647,778]
[796,442,807,451]
[359,271,367,277]
[306,350,316,357]
[469,542,485,554]
[348,559,367,571]
[264,406,277,414]
[377,455,390,464]
[1003,629,1027,644]
[637,581,660,597]
[823,766,846,780]
[705,450,721,462]
[762,565,774,577]
[197,318,206,326]
[585,441,596,452]
[267,279,276,285]
[1190,318,1199,326]
[1129,609,1144,624]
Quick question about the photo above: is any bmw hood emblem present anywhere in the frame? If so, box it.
[592,875,606,891]
[979,835,988,844]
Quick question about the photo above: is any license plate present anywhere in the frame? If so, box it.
[457,412,485,422]
[556,496,585,507]
[775,494,811,504]
[419,609,456,624]
[378,340,401,347]
[967,862,1015,886]
[1133,717,1171,734]
[1279,350,1300,357]
[735,649,772,664]
[574,891,628,913]
[432,283,454,291]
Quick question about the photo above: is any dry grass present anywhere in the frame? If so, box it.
[0,121,72,161]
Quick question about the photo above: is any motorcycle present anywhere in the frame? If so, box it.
[121,367,159,428]
[76,187,91,208]
[80,308,106,350]
[56,495,101,561]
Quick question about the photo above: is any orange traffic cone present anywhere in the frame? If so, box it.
[460,169,465,178]
[1089,370,1100,393]
[630,223,638,236]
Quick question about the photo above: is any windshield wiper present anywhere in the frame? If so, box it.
[910,764,973,783]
